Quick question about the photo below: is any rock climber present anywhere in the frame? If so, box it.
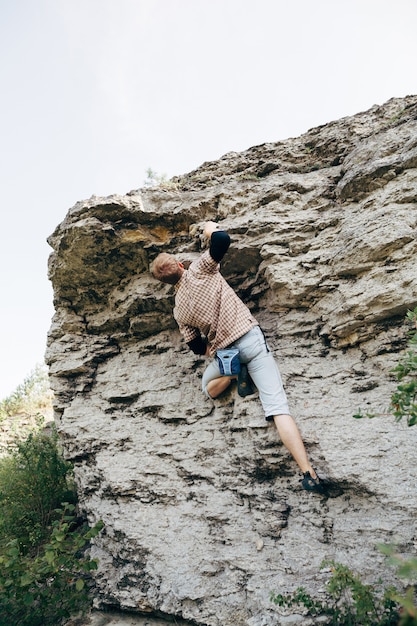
[151,221,324,493]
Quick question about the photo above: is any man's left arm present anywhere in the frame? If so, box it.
[176,222,230,357]
[203,221,231,263]
[187,335,209,355]
[176,321,208,356]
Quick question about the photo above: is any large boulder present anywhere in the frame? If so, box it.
[47,95,417,626]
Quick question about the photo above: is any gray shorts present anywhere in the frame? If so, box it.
[202,326,289,420]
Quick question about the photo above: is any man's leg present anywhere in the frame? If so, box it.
[238,334,318,480]
[273,414,317,479]
[206,376,235,398]
[202,359,235,399]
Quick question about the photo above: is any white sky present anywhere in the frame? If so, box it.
[1,0,416,399]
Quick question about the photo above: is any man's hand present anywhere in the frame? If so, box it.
[203,221,220,240]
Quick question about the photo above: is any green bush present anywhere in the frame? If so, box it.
[354,307,417,426]
[0,427,103,625]
[379,545,417,625]
[390,308,417,426]
[271,561,400,625]
[272,558,417,625]
[0,428,75,550]
[0,504,103,626]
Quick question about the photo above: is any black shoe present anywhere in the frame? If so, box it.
[237,364,255,397]
[302,471,326,494]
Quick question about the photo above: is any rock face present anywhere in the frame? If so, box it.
[47,96,417,626]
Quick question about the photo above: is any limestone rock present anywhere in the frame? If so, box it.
[47,96,417,626]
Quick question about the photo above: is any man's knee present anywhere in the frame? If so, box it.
[206,376,233,399]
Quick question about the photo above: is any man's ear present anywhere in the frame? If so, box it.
[178,262,185,269]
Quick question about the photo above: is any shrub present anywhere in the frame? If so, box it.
[0,426,103,625]
[143,167,179,190]
[143,167,168,187]
[379,545,417,625]
[271,561,400,625]
[0,428,75,550]
[0,504,103,626]
[390,307,417,426]
[272,558,417,626]
[354,307,417,426]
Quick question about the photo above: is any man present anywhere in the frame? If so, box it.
[152,221,324,493]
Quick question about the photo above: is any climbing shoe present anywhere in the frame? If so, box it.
[237,364,255,397]
[302,471,326,494]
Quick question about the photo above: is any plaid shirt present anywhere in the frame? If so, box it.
[173,249,258,356]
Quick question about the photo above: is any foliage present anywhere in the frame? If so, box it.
[0,428,75,551]
[0,504,103,626]
[0,426,104,625]
[271,561,401,625]
[354,307,417,426]
[390,308,417,426]
[378,545,417,625]
[0,363,52,421]
[143,167,179,190]
[143,167,169,187]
